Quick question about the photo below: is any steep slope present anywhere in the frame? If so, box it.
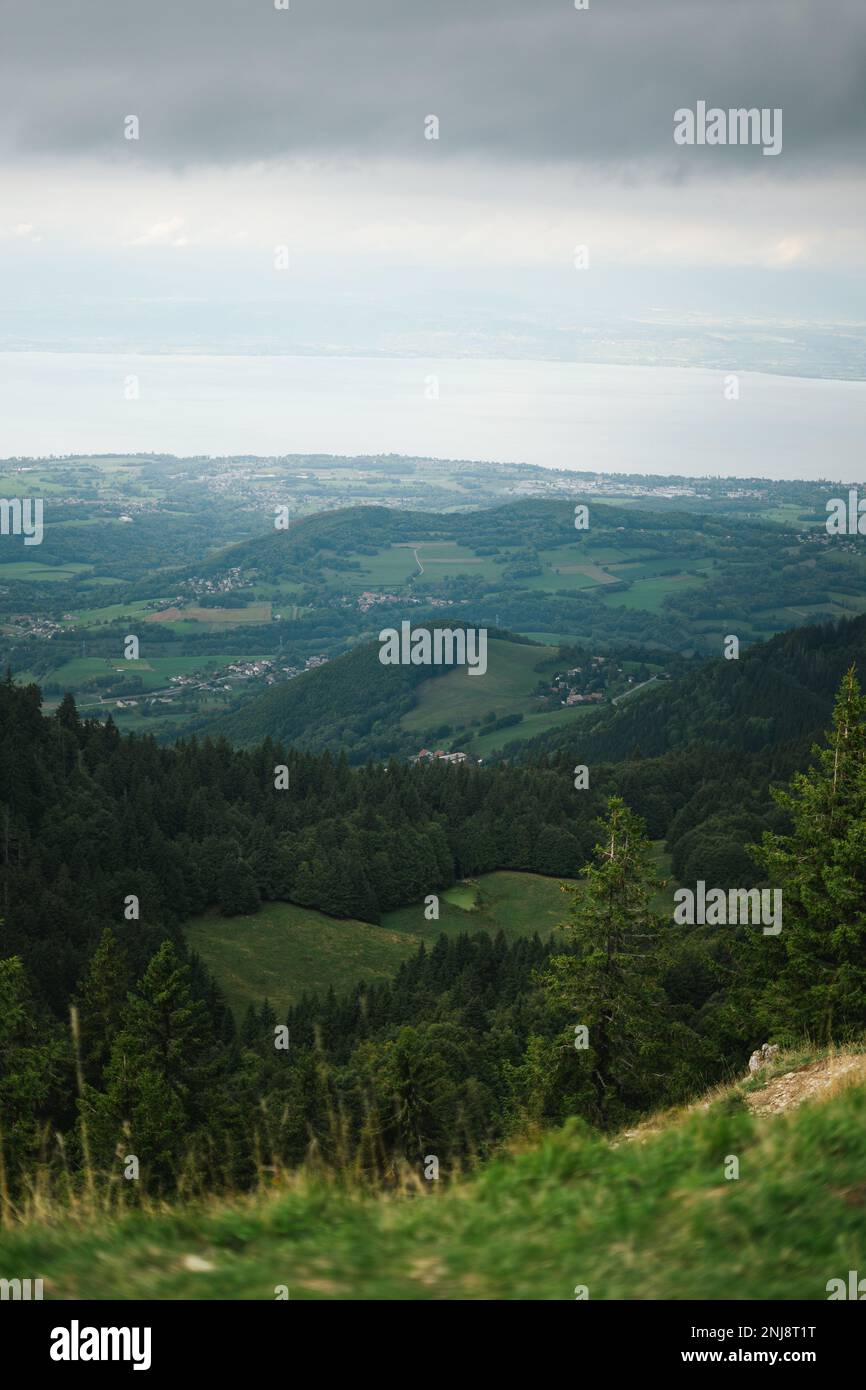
[6,1044,865,1300]
[508,611,866,766]
[202,627,545,758]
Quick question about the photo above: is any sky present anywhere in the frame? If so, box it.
[0,0,865,366]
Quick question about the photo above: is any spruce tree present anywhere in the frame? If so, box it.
[74,928,131,1084]
[541,796,667,1126]
[751,666,866,1042]
[88,941,218,1187]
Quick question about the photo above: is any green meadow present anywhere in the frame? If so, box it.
[185,870,577,1018]
[400,638,555,734]
[0,560,92,582]
[469,703,596,758]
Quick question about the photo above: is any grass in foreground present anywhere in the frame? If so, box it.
[3,1050,866,1299]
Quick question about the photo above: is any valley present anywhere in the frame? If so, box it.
[4,454,865,756]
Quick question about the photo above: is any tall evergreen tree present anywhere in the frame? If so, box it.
[87,941,219,1188]
[541,796,668,1126]
[74,928,131,1084]
[752,666,866,1042]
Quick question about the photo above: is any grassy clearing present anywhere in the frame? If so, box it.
[185,861,677,1022]
[0,560,92,582]
[469,703,596,758]
[48,654,271,694]
[147,602,272,626]
[599,572,708,613]
[401,638,554,734]
[337,542,504,590]
[64,599,157,626]
[4,1047,866,1299]
[185,904,421,1016]
[185,871,578,1018]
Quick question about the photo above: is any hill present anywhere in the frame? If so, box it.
[509,610,866,770]
[6,1043,865,1300]
[202,627,605,760]
[18,490,866,745]
[185,494,866,676]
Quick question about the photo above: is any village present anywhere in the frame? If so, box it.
[113,653,330,710]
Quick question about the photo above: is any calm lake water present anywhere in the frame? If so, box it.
[1,352,865,481]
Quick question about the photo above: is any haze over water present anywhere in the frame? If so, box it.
[2,352,865,482]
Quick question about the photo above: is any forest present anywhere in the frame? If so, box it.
[4,606,866,1197]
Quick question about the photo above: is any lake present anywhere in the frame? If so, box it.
[1,352,864,481]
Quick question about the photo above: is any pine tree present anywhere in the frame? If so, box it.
[216,857,260,916]
[0,955,68,1182]
[541,796,668,1126]
[88,942,218,1187]
[751,666,866,1042]
[74,928,131,1084]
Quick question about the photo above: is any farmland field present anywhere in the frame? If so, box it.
[0,560,92,581]
[599,571,709,613]
[469,703,596,758]
[146,602,272,626]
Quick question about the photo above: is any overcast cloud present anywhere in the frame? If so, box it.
[0,0,864,171]
[0,0,864,363]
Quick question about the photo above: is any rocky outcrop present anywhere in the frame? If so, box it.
[748,1042,780,1074]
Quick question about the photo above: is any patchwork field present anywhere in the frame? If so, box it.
[146,602,272,626]
[332,542,505,590]
[599,571,709,613]
[63,598,157,626]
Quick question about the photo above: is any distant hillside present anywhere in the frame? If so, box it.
[203,626,568,760]
[467,612,866,898]
[509,611,866,769]
[197,498,647,581]
[204,635,428,756]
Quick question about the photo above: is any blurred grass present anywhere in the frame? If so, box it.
[3,1051,866,1300]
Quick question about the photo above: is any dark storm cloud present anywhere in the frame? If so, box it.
[0,0,864,171]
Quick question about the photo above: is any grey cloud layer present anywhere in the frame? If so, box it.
[1,0,864,171]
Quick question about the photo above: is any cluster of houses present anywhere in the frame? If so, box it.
[6,613,64,639]
[548,655,613,705]
[164,652,329,693]
[180,567,250,598]
[410,748,470,766]
[356,590,404,612]
[355,591,455,613]
[110,650,335,714]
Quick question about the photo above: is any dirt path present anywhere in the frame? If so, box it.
[745,1053,866,1115]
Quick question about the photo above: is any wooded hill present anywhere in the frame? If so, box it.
[5,609,866,1196]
